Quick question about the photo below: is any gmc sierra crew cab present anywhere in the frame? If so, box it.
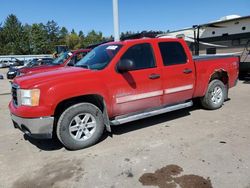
[9,38,239,150]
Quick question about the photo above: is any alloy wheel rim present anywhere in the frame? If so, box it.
[211,86,223,104]
[69,113,96,141]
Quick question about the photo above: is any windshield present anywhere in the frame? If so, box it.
[75,44,122,70]
[51,51,72,65]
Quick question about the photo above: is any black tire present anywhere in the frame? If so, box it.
[56,103,104,150]
[200,79,227,110]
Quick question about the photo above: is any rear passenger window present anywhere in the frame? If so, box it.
[159,42,187,66]
[121,43,155,70]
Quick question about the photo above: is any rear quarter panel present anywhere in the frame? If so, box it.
[193,56,239,97]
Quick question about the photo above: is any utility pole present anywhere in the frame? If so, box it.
[112,0,120,41]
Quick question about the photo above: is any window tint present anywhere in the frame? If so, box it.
[121,43,155,70]
[159,42,187,66]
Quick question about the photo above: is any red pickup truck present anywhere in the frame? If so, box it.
[18,49,90,76]
[9,38,239,150]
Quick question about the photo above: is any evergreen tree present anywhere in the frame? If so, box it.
[20,24,32,54]
[2,14,23,54]
[58,27,68,45]
[66,32,80,50]
[45,20,60,52]
[30,23,49,54]
[78,30,85,48]
[59,27,68,38]
[78,30,84,38]
[71,29,76,34]
[84,30,104,47]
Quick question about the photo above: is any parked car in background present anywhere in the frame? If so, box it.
[17,49,90,76]
[0,57,24,68]
[9,38,239,150]
[7,58,53,79]
[0,60,9,68]
[9,57,25,67]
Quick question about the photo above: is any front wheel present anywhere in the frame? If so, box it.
[56,103,105,150]
[200,79,227,110]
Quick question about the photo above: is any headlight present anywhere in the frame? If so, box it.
[19,89,40,106]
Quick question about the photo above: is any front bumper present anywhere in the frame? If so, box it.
[11,114,54,139]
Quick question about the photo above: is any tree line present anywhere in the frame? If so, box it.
[0,14,113,55]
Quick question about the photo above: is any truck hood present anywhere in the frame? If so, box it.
[14,67,92,88]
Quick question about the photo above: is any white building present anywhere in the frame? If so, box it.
[160,15,250,63]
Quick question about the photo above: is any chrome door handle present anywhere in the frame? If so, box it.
[183,69,192,74]
[149,73,160,79]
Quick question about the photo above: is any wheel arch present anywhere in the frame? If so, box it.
[209,69,229,85]
[54,94,111,133]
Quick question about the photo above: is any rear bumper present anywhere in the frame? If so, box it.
[11,114,54,139]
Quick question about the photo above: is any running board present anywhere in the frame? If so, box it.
[110,101,193,125]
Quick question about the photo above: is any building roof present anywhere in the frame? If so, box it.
[200,15,250,27]
[167,15,250,33]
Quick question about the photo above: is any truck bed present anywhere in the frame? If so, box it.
[193,54,239,98]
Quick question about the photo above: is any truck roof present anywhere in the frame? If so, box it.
[103,37,184,46]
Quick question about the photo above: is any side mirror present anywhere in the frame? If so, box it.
[117,59,134,73]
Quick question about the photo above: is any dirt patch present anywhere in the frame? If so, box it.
[139,164,212,188]
[12,159,84,188]
[120,168,134,178]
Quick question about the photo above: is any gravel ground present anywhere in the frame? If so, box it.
[0,68,250,188]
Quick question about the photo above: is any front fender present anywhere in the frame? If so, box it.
[44,78,111,115]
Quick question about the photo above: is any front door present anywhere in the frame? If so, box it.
[109,43,163,117]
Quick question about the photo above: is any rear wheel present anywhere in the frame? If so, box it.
[200,79,227,110]
[56,103,104,150]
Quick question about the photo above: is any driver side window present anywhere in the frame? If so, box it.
[121,43,155,71]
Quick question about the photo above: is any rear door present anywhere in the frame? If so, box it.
[109,43,163,116]
[158,41,195,105]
